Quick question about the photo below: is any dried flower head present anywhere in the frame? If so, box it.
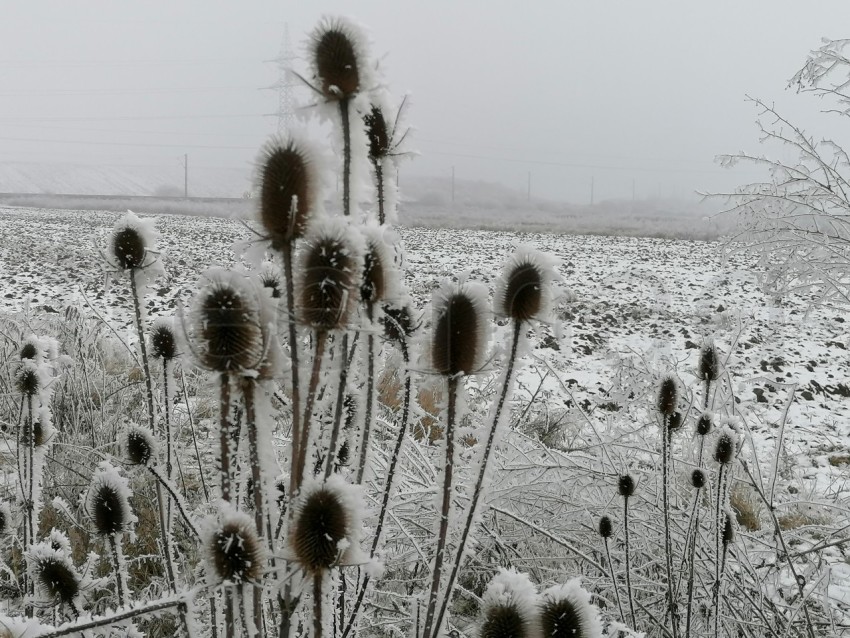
[20,338,39,361]
[290,475,362,574]
[714,427,738,465]
[107,211,158,271]
[360,225,395,305]
[479,569,540,638]
[598,516,613,539]
[185,269,269,373]
[691,469,707,490]
[298,219,362,331]
[658,376,678,416]
[540,580,603,638]
[618,474,636,498]
[124,425,157,466]
[206,507,264,584]
[256,137,319,248]
[364,103,389,161]
[723,511,735,546]
[14,360,41,397]
[697,343,721,381]
[149,317,178,360]
[494,247,557,323]
[310,16,368,100]
[86,462,136,536]
[27,543,80,606]
[668,411,684,432]
[431,280,490,376]
[697,412,713,436]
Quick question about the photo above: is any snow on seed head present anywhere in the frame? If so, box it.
[86,462,135,536]
[479,568,540,638]
[430,280,491,377]
[298,218,363,331]
[598,516,613,539]
[205,506,264,585]
[658,376,678,417]
[46,528,72,555]
[14,359,42,397]
[494,246,558,323]
[690,469,707,490]
[27,542,80,606]
[668,411,684,432]
[124,425,157,466]
[256,137,320,248]
[697,412,713,436]
[381,300,417,344]
[697,342,721,382]
[714,426,738,465]
[364,103,389,161]
[290,475,363,574]
[540,579,603,638]
[107,211,158,272]
[149,317,177,360]
[310,16,370,101]
[359,224,396,306]
[618,474,636,498]
[723,511,735,546]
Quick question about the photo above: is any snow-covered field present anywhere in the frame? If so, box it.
[2,204,849,629]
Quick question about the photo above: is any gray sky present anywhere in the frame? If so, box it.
[1,1,849,203]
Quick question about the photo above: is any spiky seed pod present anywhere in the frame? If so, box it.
[714,430,737,465]
[364,104,389,161]
[149,318,177,360]
[22,419,50,448]
[668,411,684,432]
[47,528,72,555]
[20,342,38,361]
[86,463,135,536]
[0,502,9,535]
[14,360,41,397]
[257,139,316,248]
[691,469,707,490]
[697,412,713,436]
[698,344,720,381]
[206,509,264,584]
[298,220,361,330]
[111,226,147,270]
[658,376,678,416]
[311,18,362,100]
[598,516,613,539]
[290,476,362,574]
[381,302,416,343]
[494,247,558,323]
[124,425,157,466]
[187,270,266,372]
[479,569,540,638]
[361,237,387,305]
[28,545,80,605]
[431,281,490,377]
[722,512,735,546]
[618,474,636,498]
[540,581,602,638]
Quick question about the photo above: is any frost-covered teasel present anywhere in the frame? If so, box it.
[381,298,417,344]
[14,359,43,397]
[657,376,678,417]
[478,569,540,638]
[697,342,721,382]
[430,280,491,377]
[714,427,738,465]
[494,246,558,323]
[691,469,707,489]
[46,528,72,555]
[205,506,264,585]
[104,211,161,274]
[86,462,136,536]
[540,580,603,638]
[618,474,636,498]
[309,16,370,101]
[27,542,81,608]
[149,317,178,360]
[697,412,713,436]
[598,515,613,539]
[124,425,157,466]
[359,223,397,306]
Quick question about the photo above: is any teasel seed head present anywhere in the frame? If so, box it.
[431,280,491,377]
[22,416,52,448]
[364,103,389,161]
[381,300,416,344]
[723,511,735,546]
[14,360,41,397]
[540,580,603,638]
[149,317,177,360]
[714,427,738,465]
[668,410,684,432]
[256,137,318,248]
[298,219,362,331]
[0,502,10,536]
[697,412,713,436]
[598,515,613,539]
[20,341,38,361]
[46,528,72,555]
[691,469,707,489]
[658,376,678,416]
[479,569,540,638]
[290,475,363,574]
[494,247,558,323]
[27,543,80,606]
[618,474,636,498]
[124,425,157,466]
[206,507,264,584]
[360,225,395,306]
[310,17,365,100]
[86,462,136,536]
[107,211,158,272]
[186,269,268,373]
[697,343,721,381]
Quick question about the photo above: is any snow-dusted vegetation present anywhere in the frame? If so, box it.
[1,17,849,638]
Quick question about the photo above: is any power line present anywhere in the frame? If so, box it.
[0,135,258,150]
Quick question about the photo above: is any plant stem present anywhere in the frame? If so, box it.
[146,465,200,538]
[38,597,187,637]
[129,269,156,433]
[662,418,680,638]
[684,493,701,638]
[422,375,459,638]
[296,333,326,489]
[108,533,126,607]
[325,332,351,480]
[219,372,233,502]
[624,495,636,630]
[354,307,375,484]
[313,572,324,638]
[713,463,726,638]
[180,369,209,502]
[282,242,302,499]
[340,97,351,217]
[374,160,385,224]
[604,536,626,625]
[433,321,522,634]
[241,377,266,636]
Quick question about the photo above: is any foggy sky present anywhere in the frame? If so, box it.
[1,1,849,203]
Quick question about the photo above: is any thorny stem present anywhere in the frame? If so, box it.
[340,97,351,217]
[108,533,126,607]
[434,320,522,635]
[38,598,188,637]
[422,375,459,638]
[374,160,385,225]
[314,572,324,638]
[219,372,233,502]
[181,369,210,502]
[224,588,236,638]
[147,465,201,538]
[713,463,727,638]
[27,394,35,548]
[282,242,302,499]
[155,481,177,591]
[129,269,156,433]
[603,536,626,626]
[325,332,351,480]
[354,307,375,484]
[684,493,701,638]
[342,337,412,638]
[662,418,680,638]
[297,333,326,489]
[241,377,266,636]
[623,495,636,630]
